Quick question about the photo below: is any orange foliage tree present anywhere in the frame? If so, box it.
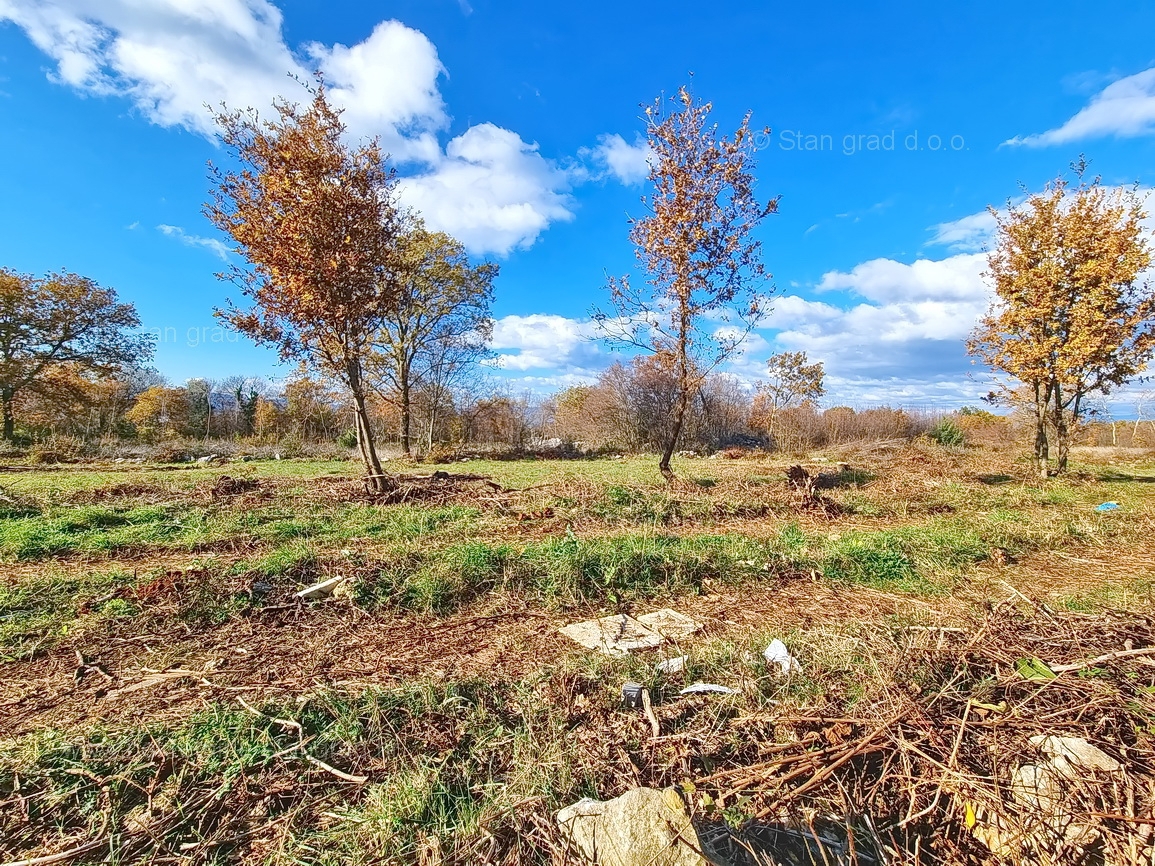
[594,86,778,481]
[969,161,1154,476]
[206,85,404,491]
[0,270,153,441]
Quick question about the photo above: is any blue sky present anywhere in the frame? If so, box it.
[2,0,1154,409]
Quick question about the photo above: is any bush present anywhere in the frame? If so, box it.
[928,419,965,447]
[336,429,358,449]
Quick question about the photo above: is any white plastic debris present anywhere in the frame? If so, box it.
[679,683,738,695]
[656,656,687,675]
[295,575,348,600]
[763,639,802,675]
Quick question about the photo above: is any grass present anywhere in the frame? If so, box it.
[0,502,479,560]
[0,678,597,865]
[4,446,1155,862]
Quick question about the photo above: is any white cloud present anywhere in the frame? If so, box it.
[583,133,651,185]
[1006,67,1155,147]
[489,314,603,372]
[157,224,231,260]
[928,211,998,252]
[0,0,572,254]
[397,124,575,256]
[749,252,994,404]
[816,253,988,304]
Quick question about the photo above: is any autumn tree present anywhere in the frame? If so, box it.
[0,269,154,441]
[751,351,825,439]
[368,223,497,455]
[594,86,778,481]
[126,385,192,440]
[207,85,404,492]
[968,162,1154,476]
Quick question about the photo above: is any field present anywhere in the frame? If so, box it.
[2,443,1154,864]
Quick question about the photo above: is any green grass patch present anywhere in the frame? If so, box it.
[0,566,138,660]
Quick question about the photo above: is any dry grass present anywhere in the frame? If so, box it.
[2,444,1155,864]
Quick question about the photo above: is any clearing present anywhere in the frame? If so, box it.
[2,444,1153,864]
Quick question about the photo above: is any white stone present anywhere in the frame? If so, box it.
[559,615,663,656]
[636,609,701,640]
[557,787,707,866]
[1028,735,1122,775]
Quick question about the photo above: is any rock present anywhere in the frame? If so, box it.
[295,576,348,600]
[636,609,701,640]
[557,787,707,866]
[559,614,664,656]
[1028,735,1122,775]
[1010,763,1063,812]
[196,454,218,465]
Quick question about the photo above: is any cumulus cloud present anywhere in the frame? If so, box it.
[1006,67,1155,147]
[488,314,604,373]
[753,252,994,404]
[0,0,573,253]
[157,224,231,260]
[582,133,651,185]
[816,253,988,305]
[398,124,575,256]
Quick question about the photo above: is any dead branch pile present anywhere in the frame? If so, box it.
[689,603,1155,864]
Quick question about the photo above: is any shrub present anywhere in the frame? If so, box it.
[928,419,965,447]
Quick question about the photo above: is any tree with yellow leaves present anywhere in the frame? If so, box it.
[594,86,778,481]
[969,160,1154,477]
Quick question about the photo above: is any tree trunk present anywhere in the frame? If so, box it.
[1,388,14,441]
[1034,382,1050,479]
[659,387,690,484]
[399,367,411,456]
[348,363,390,493]
[1053,383,1071,474]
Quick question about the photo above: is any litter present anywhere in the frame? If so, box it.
[656,655,688,674]
[621,682,645,708]
[559,614,664,655]
[294,575,348,600]
[680,683,738,695]
[763,639,803,674]
[1094,501,1120,512]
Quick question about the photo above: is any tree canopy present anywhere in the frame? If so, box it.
[368,223,497,455]
[594,86,778,480]
[0,269,153,441]
[969,162,1154,475]
[206,84,405,490]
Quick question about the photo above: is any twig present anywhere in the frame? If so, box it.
[1088,812,1155,825]
[236,697,365,784]
[1050,646,1155,673]
[0,839,105,866]
[641,688,660,739]
[301,753,368,784]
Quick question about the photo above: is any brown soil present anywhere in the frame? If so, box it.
[0,579,936,738]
